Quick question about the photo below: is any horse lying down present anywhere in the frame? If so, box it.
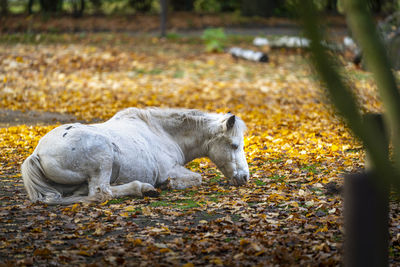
[22,108,249,205]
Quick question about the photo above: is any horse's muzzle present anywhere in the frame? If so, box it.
[232,172,249,186]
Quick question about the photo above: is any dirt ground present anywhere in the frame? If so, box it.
[0,109,79,128]
[0,13,348,34]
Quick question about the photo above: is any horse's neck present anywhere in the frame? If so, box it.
[151,111,212,163]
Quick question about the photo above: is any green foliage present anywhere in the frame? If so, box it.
[128,0,153,12]
[201,27,226,53]
[194,0,221,13]
[284,0,329,16]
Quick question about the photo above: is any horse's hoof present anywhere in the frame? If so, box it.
[156,178,171,190]
[143,190,160,198]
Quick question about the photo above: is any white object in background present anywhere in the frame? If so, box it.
[229,47,269,62]
[253,37,270,46]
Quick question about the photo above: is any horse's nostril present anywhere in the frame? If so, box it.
[241,174,248,182]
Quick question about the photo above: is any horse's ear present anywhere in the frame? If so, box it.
[226,115,236,130]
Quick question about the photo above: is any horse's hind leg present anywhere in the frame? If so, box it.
[86,155,115,202]
[167,166,202,189]
[70,183,88,197]
[111,181,159,198]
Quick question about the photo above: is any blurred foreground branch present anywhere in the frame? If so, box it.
[298,0,400,191]
[298,1,400,265]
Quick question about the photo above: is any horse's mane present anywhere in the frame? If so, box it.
[111,107,246,136]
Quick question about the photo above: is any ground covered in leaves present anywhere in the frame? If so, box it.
[1,33,400,266]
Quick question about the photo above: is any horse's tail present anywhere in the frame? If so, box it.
[21,154,90,205]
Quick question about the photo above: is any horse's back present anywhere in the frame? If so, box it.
[99,118,179,184]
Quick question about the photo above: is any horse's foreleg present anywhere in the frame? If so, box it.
[111,181,159,198]
[167,166,202,189]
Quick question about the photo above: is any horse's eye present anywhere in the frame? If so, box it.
[231,144,239,150]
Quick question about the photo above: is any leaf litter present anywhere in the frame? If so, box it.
[0,33,399,266]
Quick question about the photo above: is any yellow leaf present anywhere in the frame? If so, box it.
[124,205,136,212]
[331,144,339,152]
[70,203,80,212]
[135,239,143,246]
[240,239,250,246]
[34,248,51,256]
[100,200,109,206]
[142,206,152,216]
[159,248,171,253]
[31,227,42,233]
[254,250,265,256]
[315,225,328,233]
[211,257,223,265]
[77,250,91,256]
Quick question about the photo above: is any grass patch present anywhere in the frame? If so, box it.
[132,68,163,75]
[186,161,200,170]
[173,69,185,78]
[184,190,198,197]
[209,174,222,184]
[208,196,219,203]
[268,158,283,163]
[346,69,373,81]
[301,164,320,175]
[269,175,286,183]
[149,198,201,210]
[149,201,172,208]
[254,179,267,186]
[309,187,324,193]
[344,148,362,153]
[231,214,241,222]
[160,191,169,196]
[148,68,163,75]
[166,32,181,40]
[106,197,130,205]
[173,199,201,210]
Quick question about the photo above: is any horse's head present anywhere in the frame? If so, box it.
[207,114,250,186]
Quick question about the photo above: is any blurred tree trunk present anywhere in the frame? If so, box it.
[28,0,34,14]
[72,0,85,17]
[160,0,167,37]
[345,114,389,267]
[345,172,389,267]
[40,0,63,13]
[90,0,102,14]
[0,0,8,16]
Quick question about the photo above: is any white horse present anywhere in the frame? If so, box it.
[21,108,249,205]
